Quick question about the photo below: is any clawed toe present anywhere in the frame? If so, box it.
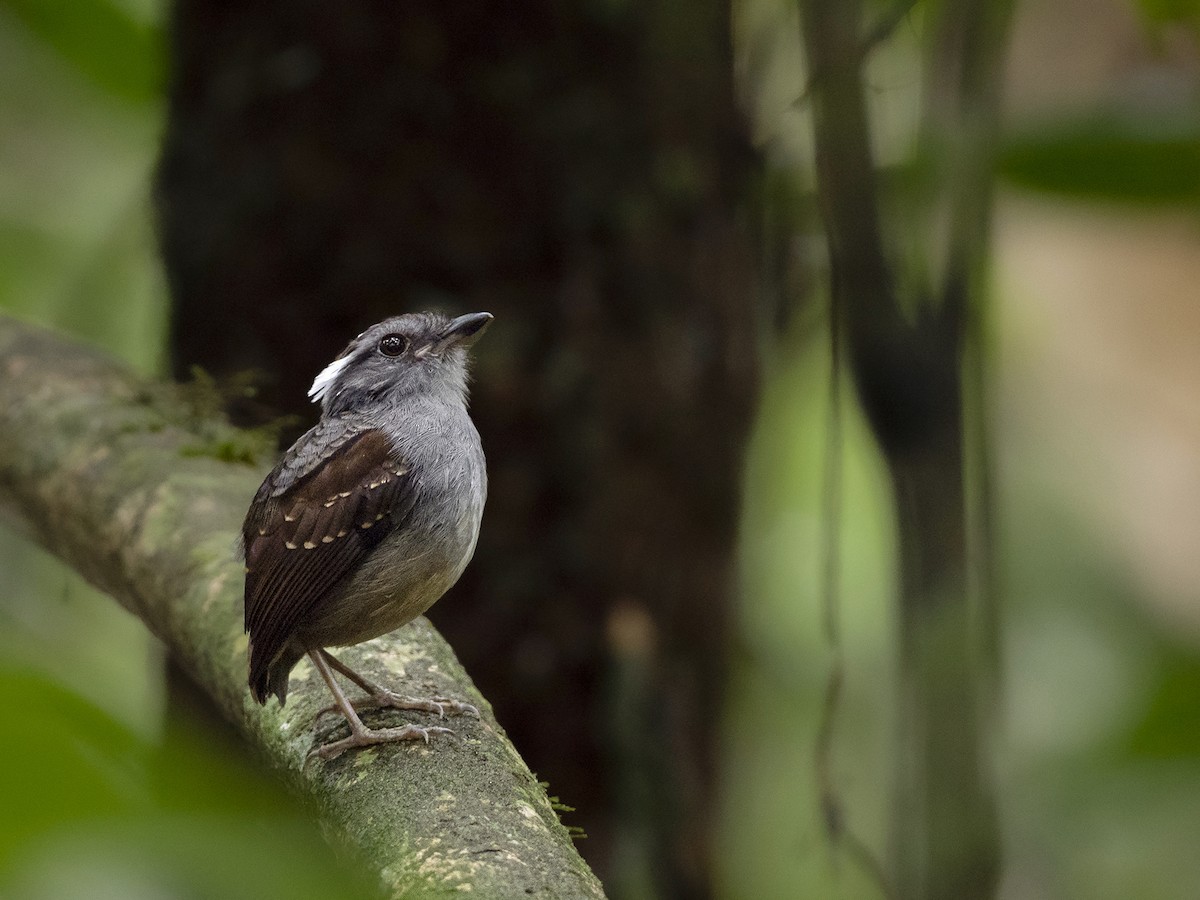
[370,691,479,719]
[314,691,479,722]
[308,723,456,762]
[300,652,476,761]
[423,696,480,719]
[314,702,343,721]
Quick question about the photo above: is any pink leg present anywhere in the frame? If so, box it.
[307,649,454,761]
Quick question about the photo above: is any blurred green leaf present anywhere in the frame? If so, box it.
[1,0,163,104]
[999,114,1200,204]
[0,667,152,869]
[0,224,61,309]
[6,818,381,900]
[0,667,379,899]
[1136,0,1200,26]
[1125,644,1200,759]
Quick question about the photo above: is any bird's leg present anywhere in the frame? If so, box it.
[315,648,480,720]
[306,648,453,761]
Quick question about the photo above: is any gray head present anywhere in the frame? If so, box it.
[309,311,492,416]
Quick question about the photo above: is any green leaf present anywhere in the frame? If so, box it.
[1136,0,1200,26]
[0,667,152,869]
[999,114,1200,204]
[1,0,163,104]
[0,667,379,898]
[1125,645,1200,759]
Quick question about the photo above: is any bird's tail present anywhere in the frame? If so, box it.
[249,642,302,705]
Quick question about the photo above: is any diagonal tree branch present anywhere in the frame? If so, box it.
[0,314,605,900]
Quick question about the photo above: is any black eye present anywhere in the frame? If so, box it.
[378,334,408,357]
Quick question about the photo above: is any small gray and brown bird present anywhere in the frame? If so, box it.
[241,311,491,760]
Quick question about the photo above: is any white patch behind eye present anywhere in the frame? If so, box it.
[308,354,353,403]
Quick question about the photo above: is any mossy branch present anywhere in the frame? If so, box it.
[0,314,605,900]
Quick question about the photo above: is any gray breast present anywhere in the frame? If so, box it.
[298,405,486,649]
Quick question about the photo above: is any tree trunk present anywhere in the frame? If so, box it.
[798,0,1011,896]
[155,2,760,893]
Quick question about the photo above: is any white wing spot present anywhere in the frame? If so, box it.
[308,354,353,403]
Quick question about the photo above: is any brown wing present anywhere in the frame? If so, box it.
[242,429,417,702]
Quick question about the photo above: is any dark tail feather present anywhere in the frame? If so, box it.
[249,642,303,705]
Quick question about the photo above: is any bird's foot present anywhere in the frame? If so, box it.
[315,690,480,722]
[308,723,455,762]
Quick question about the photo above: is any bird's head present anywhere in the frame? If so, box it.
[308,311,492,415]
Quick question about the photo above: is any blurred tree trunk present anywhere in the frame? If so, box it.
[798,0,1012,897]
[155,2,759,895]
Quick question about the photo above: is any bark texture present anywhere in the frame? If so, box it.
[0,315,605,900]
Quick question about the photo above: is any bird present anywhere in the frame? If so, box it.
[241,311,492,760]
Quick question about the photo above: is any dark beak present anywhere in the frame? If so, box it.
[439,312,494,348]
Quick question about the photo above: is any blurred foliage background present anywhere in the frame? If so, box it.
[0,1,380,897]
[1,0,1199,898]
